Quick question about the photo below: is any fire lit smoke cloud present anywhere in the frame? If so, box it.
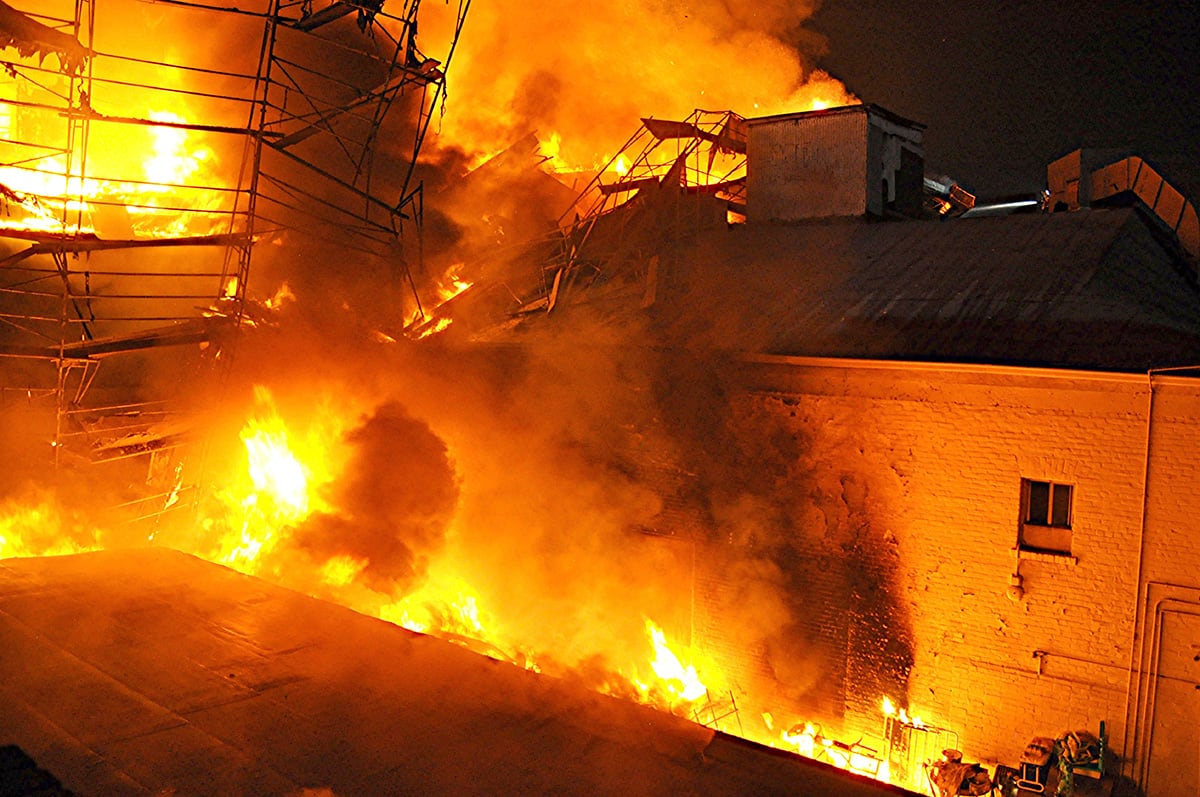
[294,400,459,593]
[422,0,855,168]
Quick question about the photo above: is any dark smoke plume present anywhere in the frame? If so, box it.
[295,400,459,593]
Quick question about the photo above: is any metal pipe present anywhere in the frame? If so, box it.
[1133,597,1200,785]
[1120,370,1155,774]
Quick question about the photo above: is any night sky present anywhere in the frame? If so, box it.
[810,2,1200,200]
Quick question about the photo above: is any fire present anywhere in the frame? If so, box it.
[142,111,210,187]
[405,265,472,339]
[378,570,512,656]
[783,722,819,758]
[782,719,888,782]
[0,155,99,236]
[0,20,231,242]
[118,113,225,238]
[414,316,454,340]
[0,111,224,240]
[639,619,708,703]
[436,263,473,304]
[0,499,97,559]
[424,0,859,175]
[538,131,573,173]
[0,381,956,797]
[0,492,98,559]
[264,282,296,311]
[242,416,309,518]
[204,386,346,575]
[882,694,925,727]
[321,554,368,587]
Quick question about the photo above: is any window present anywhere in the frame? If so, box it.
[1019,479,1073,554]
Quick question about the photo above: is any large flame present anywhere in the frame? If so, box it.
[0,387,957,793]
[0,497,97,559]
[644,619,707,702]
[202,387,346,576]
[0,4,942,790]
[0,3,237,241]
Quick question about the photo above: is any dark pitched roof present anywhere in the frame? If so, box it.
[554,206,1200,372]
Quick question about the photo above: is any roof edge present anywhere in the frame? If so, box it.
[738,352,1178,385]
[747,103,925,131]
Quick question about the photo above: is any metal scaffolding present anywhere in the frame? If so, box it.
[546,109,747,316]
[0,0,466,523]
[403,109,747,340]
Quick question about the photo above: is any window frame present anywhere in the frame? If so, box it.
[1019,478,1074,555]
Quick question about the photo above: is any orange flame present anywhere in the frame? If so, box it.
[422,0,858,174]
[436,264,473,304]
[204,386,344,574]
[320,554,368,587]
[0,32,230,241]
[0,499,97,559]
[0,382,944,795]
[644,619,707,702]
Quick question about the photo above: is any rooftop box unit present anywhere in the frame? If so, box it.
[746,104,925,222]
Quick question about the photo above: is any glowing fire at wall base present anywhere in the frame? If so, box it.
[0,388,957,794]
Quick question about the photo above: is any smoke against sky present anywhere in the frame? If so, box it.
[419,0,853,169]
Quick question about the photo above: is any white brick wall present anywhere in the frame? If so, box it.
[712,356,1184,771]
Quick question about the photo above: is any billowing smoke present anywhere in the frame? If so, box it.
[420,0,853,169]
[294,400,459,593]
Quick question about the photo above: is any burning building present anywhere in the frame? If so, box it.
[424,106,1200,795]
[1,1,1199,796]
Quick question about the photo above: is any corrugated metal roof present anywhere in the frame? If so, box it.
[545,207,1200,372]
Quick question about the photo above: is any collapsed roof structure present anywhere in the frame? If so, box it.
[443,105,1200,374]
[0,0,465,521]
